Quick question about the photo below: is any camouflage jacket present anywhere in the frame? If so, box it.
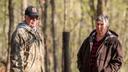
[10,22,45,72]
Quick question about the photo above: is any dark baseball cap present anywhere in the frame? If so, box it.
[25,6,39,17]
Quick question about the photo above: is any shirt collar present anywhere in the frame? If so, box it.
[17,21,37,32]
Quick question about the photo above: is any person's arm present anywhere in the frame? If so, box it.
[38,30,45,72]
[77,38,88,71]
[102,38,123,72]
[41,37,45,72]
[10,29,26,72]
[77,45,84,71]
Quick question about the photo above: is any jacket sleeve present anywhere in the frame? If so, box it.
[10,30,25,72]
[77,38,88,71]
[102,38,123,72]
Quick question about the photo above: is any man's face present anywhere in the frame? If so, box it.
[96,20,108,37]
[26,16,39,28]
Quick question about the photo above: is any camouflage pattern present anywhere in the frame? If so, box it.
[10,22,45,72]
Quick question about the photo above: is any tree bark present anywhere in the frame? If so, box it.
[79,0,84,45]
[89,0,96,29]
[39,0,50,72]
[62,32,70,72]
[97,0,103,16]
[97,0,108,16]
[50,0,58,72]
[63,0,68,31]
[6,0,14,72]
[21,0,27,20]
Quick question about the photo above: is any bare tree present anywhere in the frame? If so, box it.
[0,0,8,71]
[21,0,27,20]
[63,0,67,31]
[96,0,108,16]
[97,0,103,16]
[39,0,50,72]
[89,0,96,29]
[79,0,84,45]
[123,8,128,64]
[50,0,58,72]
[62,0,68,71]
[6,0,14,72]
[62,32,70,72]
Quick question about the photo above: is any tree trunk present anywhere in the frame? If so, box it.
[63,0,68,31]
[123,8,128,59]
[62,32,70,72]
[39,0,50,72]
[21,0,27,20]
[97,0,108,16]
[50,0,58,72]
[79,0,84,45]
[6,0,14,72]
[89,0,96,29]
[62,0,67,71]
[97,0,103,16]
[1,0,8,70]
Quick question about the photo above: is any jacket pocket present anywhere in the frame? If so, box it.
[97,53,104,72]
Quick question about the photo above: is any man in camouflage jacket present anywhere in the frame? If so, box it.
[10,6,45,72]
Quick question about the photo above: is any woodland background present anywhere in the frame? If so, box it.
[0,0,128,72]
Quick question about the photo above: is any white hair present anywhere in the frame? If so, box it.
[96,15,109,26]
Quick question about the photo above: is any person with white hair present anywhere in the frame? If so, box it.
[77,14,123,72]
